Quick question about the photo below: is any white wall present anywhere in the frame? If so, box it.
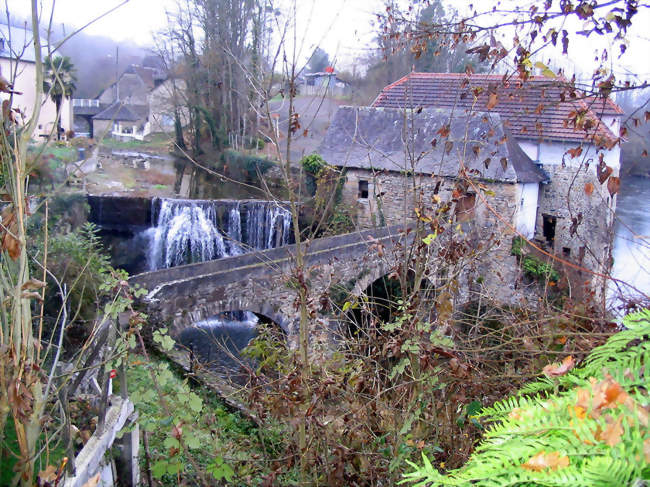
[515,182,539,238]
[517,138,621,172]
[0,58,72,138]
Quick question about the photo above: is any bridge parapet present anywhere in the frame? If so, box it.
[129,225,408,336]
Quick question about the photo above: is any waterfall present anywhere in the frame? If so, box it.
[227,203,242,255]
[147,198,292,270]
[148,199,227,269]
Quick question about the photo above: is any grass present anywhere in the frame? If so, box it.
[28,143,78,169]
[98,132,172,152]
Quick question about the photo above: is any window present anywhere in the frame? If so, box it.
[358,180,369,199]
[455,193,476,222]
[542,214,557,246]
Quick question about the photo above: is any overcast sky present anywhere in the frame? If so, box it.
[5,0,650,81]
[5,0,383,68]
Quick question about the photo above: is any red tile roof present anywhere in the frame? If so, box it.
[372,72,621,145]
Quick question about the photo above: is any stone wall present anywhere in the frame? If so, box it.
[535,162,616,301]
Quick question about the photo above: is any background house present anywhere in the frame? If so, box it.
[302,71,351,97]
[0,23,72,138]
[92,100,149,141]
[74,61,168,140]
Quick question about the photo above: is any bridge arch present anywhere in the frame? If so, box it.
[167,295,295,338]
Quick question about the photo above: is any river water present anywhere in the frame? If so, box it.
[610,176,650,308]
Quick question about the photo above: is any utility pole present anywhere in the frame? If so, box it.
[115,45,119,101]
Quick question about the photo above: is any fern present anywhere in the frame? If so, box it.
[401,309,650,487]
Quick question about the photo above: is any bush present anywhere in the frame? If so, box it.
[300,153,327,176]
[522,255,561,283]
[221,149,274,180]
[42,222,115,340]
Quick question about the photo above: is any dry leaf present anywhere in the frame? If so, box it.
[597,162,613,184]
[607,176,620,196]
[21,278,46,290]
[436,125,450,138]
[487,92,498,110]
[521,451,570,471]
[38,465,57,482]
[644,438,650,462]
[81,473,100,487]
[584,182,594,196]
[596,416,624,446]
[543,355,575,377]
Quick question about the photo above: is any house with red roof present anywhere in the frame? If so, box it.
[319,72,623,302]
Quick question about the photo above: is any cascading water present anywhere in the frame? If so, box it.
[147,198,292,271]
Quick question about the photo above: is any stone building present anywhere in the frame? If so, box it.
[319,73,623,301]
[74,62,172,140]
[373,73,621,286]
[318,106,551,303]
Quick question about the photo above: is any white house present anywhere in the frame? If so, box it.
[0,23,72,138]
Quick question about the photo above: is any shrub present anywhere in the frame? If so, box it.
[522,255,561,283]
[221,149,274,180]
[300,153,327,176]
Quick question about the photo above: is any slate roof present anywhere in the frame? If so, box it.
[0,23,37,63]
[93,101,147,121]
[372,72,621,145]
[318,106,548,184]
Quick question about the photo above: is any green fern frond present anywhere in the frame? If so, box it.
[401,309,650,487]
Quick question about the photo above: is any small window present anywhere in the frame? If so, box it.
[358,180,369,199]
[455,193,476,222]
[562,247,571,257]
[542,214,557,246]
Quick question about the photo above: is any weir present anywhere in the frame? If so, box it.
[88,195,293,273]
[146,198,292,270]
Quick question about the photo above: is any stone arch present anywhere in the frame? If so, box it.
[166,294,293,337]
[350,260,393,299]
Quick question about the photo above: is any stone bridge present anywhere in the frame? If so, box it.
[129,226,409,337]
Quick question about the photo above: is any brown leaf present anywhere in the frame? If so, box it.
[81,473,100,487]
[543,355,575,377]
[521,451,570,471]
[584,182,594,196]
[486,92,498,110]
[38,465,57,482]
[567,146,583,159]
[21,278,46,291]
[596,416,624,446]
[444,141,454,154]
[436,124,450,138]
[597,162,613,184]
[607,176,620,196]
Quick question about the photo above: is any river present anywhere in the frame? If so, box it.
[610,175,650,308]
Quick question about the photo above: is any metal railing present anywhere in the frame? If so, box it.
[72,99,100,108]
